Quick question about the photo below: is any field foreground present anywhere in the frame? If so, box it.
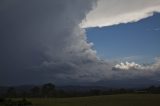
[28,94,160,106]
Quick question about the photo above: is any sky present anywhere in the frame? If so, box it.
[86,13,160,63]
[0,0,160,87]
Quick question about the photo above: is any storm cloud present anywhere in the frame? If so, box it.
[82,0,160,28]
[0,0,160,86]
[0,0,98,85]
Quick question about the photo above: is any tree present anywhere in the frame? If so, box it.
[42,83,55,97]
[30,86,40,97]
[6,87,17,98]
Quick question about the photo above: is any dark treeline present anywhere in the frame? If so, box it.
[1,83,160,98]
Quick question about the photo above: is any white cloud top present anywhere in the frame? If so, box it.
[114,58,160,72]
[82,0,160,28]
[114,62,145,70]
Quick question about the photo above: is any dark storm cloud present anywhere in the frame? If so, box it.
[0,0,97,85]
[1,0,160,87]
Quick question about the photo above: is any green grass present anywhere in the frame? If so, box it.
[26,94,160,106]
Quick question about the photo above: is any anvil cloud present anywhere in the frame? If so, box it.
[82,0,160,28]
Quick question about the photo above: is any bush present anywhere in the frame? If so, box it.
[0,98,5,103]
[2,98,32,106]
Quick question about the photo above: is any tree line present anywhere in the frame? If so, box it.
[2,83,56,98]
[1,83,160,98]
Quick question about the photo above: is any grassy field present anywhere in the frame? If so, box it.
[27,94,160,106]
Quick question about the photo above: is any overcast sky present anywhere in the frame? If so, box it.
[0,0,160,87]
